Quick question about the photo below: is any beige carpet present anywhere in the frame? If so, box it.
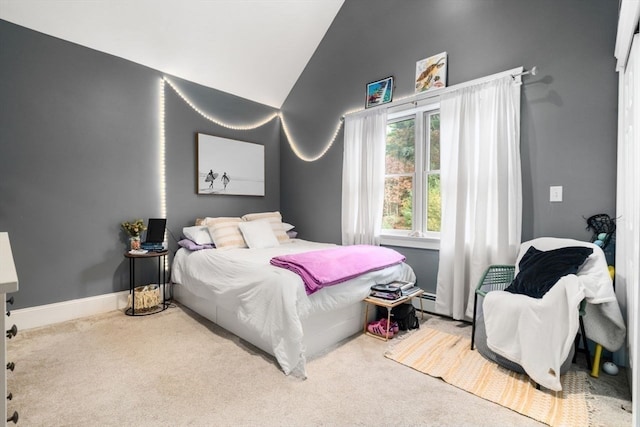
[385,327,588,427]
[5,304,631,426]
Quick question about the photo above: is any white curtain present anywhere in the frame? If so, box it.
[341,109,387,246]
[435,76,522,320]
[616,33,639,406]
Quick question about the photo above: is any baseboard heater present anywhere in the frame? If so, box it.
[414,292,437,313]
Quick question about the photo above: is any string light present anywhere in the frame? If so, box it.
[279,113,345,162]
[163,77,279,130]
[159,79,167,219]
[159,79,168,273]
[163,76,350,162]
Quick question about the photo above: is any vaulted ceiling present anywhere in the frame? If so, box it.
[0,0,344,108]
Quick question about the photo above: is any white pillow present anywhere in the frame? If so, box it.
[241,211,290,243]
[182,226,214,245]
[238,220,279,249]
[282,222,295,231]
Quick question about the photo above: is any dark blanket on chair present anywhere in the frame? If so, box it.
[504,246,593,298]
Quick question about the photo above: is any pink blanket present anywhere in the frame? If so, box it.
[270,245,406,294]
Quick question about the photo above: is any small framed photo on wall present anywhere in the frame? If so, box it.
[415,52,447,93]
[365,76,394,108]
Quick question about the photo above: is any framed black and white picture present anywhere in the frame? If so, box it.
[196,133,265,196]
[366,76,394,108]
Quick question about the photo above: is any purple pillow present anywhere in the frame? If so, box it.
[178,239,215,251]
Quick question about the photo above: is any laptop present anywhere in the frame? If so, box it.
[141,218,167,250]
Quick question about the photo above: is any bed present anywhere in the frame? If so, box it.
[171,237,415,378]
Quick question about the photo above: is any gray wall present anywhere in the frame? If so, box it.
[280,0,619,293]
[0,0,620,307]
[0,20,280,309]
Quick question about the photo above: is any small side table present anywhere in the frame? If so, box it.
[124,250,169,316]
[363,288,424,341]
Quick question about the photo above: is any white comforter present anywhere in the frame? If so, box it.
[171,239,415,377]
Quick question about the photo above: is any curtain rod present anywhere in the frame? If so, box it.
[511,66,538,79]
[344,65,536,119]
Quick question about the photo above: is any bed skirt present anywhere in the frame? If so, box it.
[173,283,375,365]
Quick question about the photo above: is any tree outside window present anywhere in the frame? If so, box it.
[382,109,441,236]
[383,118,414,230]
[426,112,441,232]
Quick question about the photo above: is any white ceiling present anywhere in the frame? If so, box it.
[0,0,344,108]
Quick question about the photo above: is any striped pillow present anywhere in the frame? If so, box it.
[204,217,247,249]
[241,211,290,243]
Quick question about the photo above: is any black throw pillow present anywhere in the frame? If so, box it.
[504,246,593,298]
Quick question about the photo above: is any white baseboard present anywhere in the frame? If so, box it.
[10,291,130,331]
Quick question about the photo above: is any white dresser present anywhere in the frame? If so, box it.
[0,233,19,424]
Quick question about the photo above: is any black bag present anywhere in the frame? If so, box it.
[377,303,419,331]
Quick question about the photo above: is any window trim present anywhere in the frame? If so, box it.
[380,233,440,250]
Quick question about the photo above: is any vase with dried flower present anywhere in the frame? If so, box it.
[121,219,146,251]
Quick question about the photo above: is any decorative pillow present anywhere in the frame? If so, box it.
[286,230,298,239]
[205,217,248,249]
[178,239,215,251]
[182,226,214,245]
[238,220,280,249]
[241,211,290,243]
[505,246,594,298]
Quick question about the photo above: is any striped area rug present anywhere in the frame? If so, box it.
[385,327,589,427]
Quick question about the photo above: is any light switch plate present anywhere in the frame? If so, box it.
[550,186,563,202]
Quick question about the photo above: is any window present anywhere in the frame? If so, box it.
[382,104,440,248]
[383,117,415,231]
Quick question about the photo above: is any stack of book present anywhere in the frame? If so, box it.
[369,283,402,300]
[399,282,421,296]
[370,281,421,300]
